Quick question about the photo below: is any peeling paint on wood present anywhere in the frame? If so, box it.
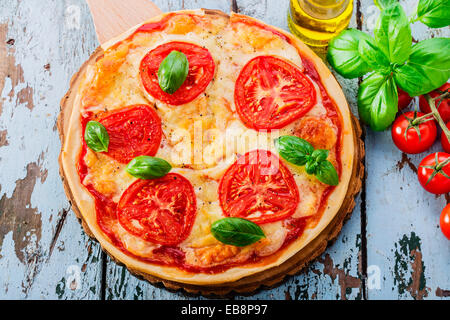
[393,233,429,300]
[0,0,102,299]
[318,254,362,300]
[0,162,44,264]
[363,0,449,300]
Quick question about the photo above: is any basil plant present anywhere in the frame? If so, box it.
[327,0,450,131]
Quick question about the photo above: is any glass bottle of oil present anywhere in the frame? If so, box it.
[288,0,353,48]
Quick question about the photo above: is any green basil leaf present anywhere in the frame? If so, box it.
[374,0,398,10]
[126,156,171,179]
[84,121,109,152]
[416,0,450,28]
[327,29,374,79]
[158,51,189,94]
[275,136,314,166]
[394,38,450,96]
[358,72,398,131]
[211,217,265,247]
[358,38,390,73]
[374,3,412,64]
[305,161,318,175]
[311,149,329,163]
[315,160,339,186]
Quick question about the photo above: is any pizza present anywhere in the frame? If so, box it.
[59,9,362,292]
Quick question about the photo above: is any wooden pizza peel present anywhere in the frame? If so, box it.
[58,1,365,295]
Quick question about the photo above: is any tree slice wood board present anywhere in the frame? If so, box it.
[58,9,365,296]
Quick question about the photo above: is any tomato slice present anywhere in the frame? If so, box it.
[218,150,299,224]
[118,173,197,245]
[234,56,316,130]
[140,41,215,106]
[98,104,162,164]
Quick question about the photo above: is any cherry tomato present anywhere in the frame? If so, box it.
[418,152,450,194]
[398,87,413,110]
[440,204,450,240]
[391,111,437,154]
[118,173,197,245]
[140,41,215,106]
[99,104,162,164]
[219,150,299,224]
[441,122,450,153]
[419,83,450,122]
[234,56,316,130]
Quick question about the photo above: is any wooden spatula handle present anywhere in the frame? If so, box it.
[86,0,162,44]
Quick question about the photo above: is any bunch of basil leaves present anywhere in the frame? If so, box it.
[327,0,450,131]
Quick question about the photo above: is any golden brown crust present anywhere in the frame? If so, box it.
[58,9,364,295]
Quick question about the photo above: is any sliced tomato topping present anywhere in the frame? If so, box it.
[118,173,197,245]
[99,104,162,164]
[234,56,316,130]
[140,41,215,105]
[218,150,299,224]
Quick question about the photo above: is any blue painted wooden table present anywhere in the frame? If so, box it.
[0,0,448,300]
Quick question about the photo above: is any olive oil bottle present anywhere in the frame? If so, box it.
[288,0,353,48]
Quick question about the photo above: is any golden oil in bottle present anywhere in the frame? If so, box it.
[288,0,353,48]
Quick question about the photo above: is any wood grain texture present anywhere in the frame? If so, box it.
[86,0,162,44]
[362,0,450,300]
[0,0,103,299]
[0,0,449,300]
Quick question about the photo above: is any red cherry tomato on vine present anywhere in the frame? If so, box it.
[419,83,450,122]
[440,204,450,240]
[441,122,450,153]
[418,152,450,194]
[391,111,437,154]
[398,87,413,110]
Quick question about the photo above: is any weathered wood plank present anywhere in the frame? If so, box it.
[2,0,447,300]
[0,0,103,299]
[361,0,450,299]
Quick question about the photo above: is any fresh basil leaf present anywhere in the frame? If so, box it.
[394,38,450,96]
[158,51,189,94]
[315,160,339,186]
[374,3,412,64]
[358,72,398,131]
[126,156,171,179]
[305,161,318,175]
[311,149,329,163]
[327,29,374,79]
[416,0,450,28]
[84,121,109,152]
[211,217,265,247]
[374,0,398,10]
[275,136,314,166]
[358,38,390,73]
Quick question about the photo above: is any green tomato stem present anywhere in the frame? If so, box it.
[436,157,450,171]
[411,112,434,125]
[426,93,450,142]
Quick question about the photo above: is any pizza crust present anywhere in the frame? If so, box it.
[59,9,364,293]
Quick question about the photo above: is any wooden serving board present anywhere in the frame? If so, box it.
[58,6,365,295]
[86,0,162,45]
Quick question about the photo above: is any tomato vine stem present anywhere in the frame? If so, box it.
[426,92,450,141]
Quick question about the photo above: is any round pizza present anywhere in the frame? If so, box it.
[59,9,363,293]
